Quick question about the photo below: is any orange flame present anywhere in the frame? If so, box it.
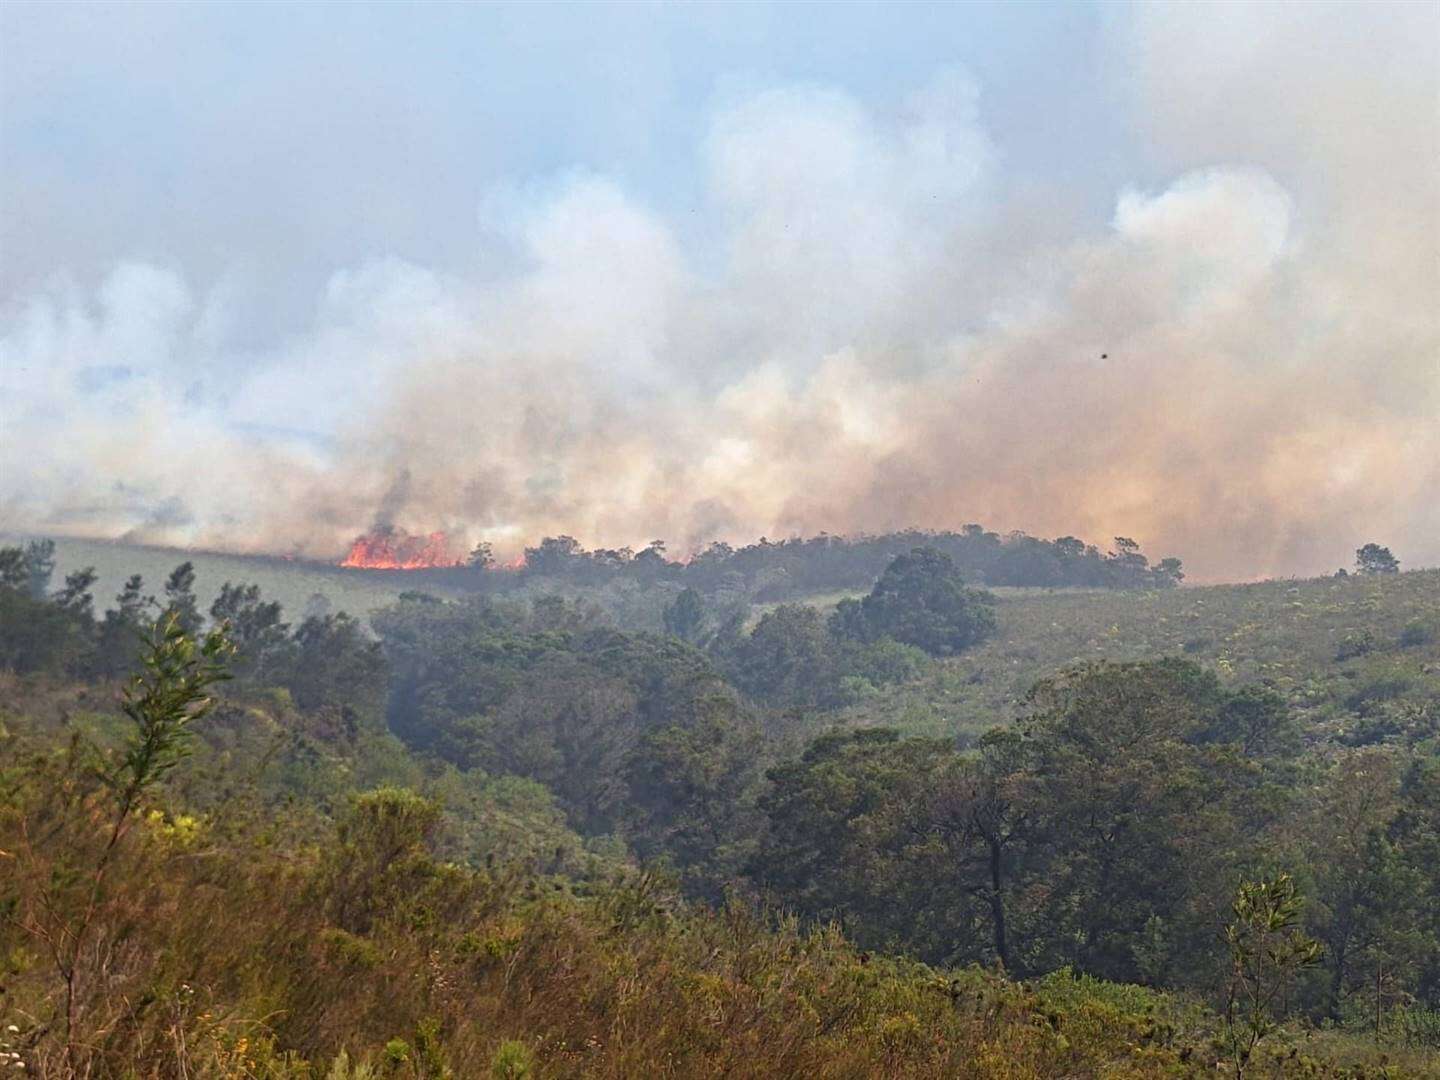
[340,527,459,569]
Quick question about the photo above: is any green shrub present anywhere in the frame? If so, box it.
[321,927,382,970]
[1399,620,1435,648]
[1395,1005,1440,1049]
[1335,629,1377,661]
[490,1039,534,1079]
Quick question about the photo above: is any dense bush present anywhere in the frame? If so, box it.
[3,541,1438,1076]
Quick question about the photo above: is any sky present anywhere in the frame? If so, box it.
[1,0,1437,581]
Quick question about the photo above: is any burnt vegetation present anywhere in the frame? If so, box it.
[2,531,1438,1076]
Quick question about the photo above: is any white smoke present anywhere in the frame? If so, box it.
[1,5,1435,581]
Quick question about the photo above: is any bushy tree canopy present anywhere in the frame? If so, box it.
[840,547,997,657]
[1356,543,1400,575]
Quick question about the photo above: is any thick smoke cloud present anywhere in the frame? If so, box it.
[1,4,1435,582]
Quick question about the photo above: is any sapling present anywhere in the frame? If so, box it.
[1222,872,1322,1078]
[40,612,232,1074]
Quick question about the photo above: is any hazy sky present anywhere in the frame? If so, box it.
[2,2,1127,321]
[2,1,1437,580]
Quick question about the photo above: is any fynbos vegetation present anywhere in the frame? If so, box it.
[2,535,1438,1075]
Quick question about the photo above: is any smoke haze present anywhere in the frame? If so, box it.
[1,2,1436,581]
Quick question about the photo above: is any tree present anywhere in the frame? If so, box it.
[23,538,56,599]
[209,581,290,679]
[828,596,871,642]
[53,566,98,620]
[1394,756,1440,1010]
[852,547,996,657]
[0,546,93,674]
[0,574,88,674]
[926,731,1031,971]
[1222,873,1321,1079]
[114,574,152,622]
[163,561,203,635]
[1153,557,1186,588]
[0,546,27,590]
[624,693,760,899]
[467,541,495,570]
[1355,543,1399,575]
[662,587,707,644]
[480,656,641,832]
[632,539,673,580]
[95,575,156,677]
[522,535,587,578]
[1017,659,1254,982]
[1305,750,1426,1020]
[750,729,966,961]
[283,612,388,728]
[1208,684,1300,759]
[729,604,839,709]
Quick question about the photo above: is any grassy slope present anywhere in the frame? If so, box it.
[9,535,472,626]
[838,569,1440,737]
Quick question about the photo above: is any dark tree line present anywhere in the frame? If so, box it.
[0,546,386,739]
[502,526,1184,598]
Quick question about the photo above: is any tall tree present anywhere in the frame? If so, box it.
[1221,873,1322,1079]
[729,604,839,709]
[23,538,56,600]
[1017,660,1253,982]
[0,546,27,590]
[1305,749,1427,1020]
[163,561,203,636]
[467,541,494,570]
[283,612,388,728]
[53,567,98,620]
[750,729,966,961]
[95,575,155,677]
[209,581,290,679]
[1355,543,1400,575]
[926,730,1031,972]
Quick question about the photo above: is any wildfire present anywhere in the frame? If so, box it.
[340,527,460,570]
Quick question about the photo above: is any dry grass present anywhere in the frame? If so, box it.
[3,762,1431,1078]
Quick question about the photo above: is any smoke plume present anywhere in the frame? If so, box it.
[1,4,1435,582]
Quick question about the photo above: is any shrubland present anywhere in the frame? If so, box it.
[1,536,1437,1077]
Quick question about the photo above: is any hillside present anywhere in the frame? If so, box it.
[22,536,1440,744]
[5,535,472,625]
[3,536,1438,1075]
[832,569,1440,738]
[20,536,1440,746]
